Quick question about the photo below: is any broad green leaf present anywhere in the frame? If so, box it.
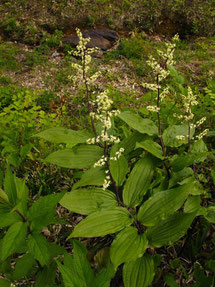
[163,124,195,147]
[137,183,191,226]
[184,196,202,213]
[110,227,148,268]
[4,167,17,206]
[118,111,158,136]
[69,207,132,238]
[119,132,148,156]
[12,253,35,280]
[14,177,28,215]
[0,212,20,228]
[28,234,50,266]
[28,193,63,231]
[35,127,89,145]
[123,255,155,287]
[0,188,9,203]
[94,263,115,287]
[60,188,117,215]
[123,155,154,207]
[35,262,57,287]
[56,260,85,287]
[0,279,11,287]
[73,166,106,189]
[191,139,208,162]
[204,205,215,223]
[171,152,209,172]
[168,167,194,188]
[146,212,196,247]
[72,240,94,286]
[136,140,164,159]
[110,155,128,187]
[1,222,27,260]
[45,145,103,169]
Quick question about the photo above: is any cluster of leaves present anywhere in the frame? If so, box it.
[0,31,215,287]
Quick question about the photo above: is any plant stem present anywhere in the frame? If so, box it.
[82,50,103,148]
[156,75,170,178]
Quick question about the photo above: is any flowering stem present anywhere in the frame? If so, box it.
[82,50,103,148]
[188,121,192,152]
[156,75,170,178]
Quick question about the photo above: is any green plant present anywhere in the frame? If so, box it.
[35,30,215,286]
[0,167,116,286]
[0,89,63,168]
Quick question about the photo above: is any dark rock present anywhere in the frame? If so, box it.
[62,29,119,51]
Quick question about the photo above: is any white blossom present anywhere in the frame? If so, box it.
[146,105,160,112]
[196,129,209,140]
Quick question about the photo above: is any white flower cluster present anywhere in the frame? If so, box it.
[146,55,170,82]
[176,135,186,140]
[94,155,107,168]
[87,90,120,145]
[69,28,100,84]
[142,35,178,112]
[146,105,160,113]
[110,148,125,161]
[196,129,209,140]
[176,87,209,141]
[103,177,111,190]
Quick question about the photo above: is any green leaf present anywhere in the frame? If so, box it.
[118,111,158,136]
[191,139,208,162]
[14,177,28,216]
[1,222,27,260]
[204,205,215,223]
[35,127,89,145]
[168,168,194,188]
[136,140,164,159]
[94,263,115,287]
[137,183,191,226]
[110,227,148,268]
[56,260,85,287]
[69,207,132,238]
[171,152,209,172]
[28,234,50,266]
[184,196,202,213]
[12,253,35,280]
[60,188,117,215]
[0,188,9,203]
[45,145,103,169]
[20,143,33,158]
[110,155,128,187]
[0,279,11,287]
[0,212,21,228]
[146,212,196,247]
[72,240,94,286]
[123,255,155,287]
[28,193,63,231]
[164,273,178,287]
[163,124,195,147]
[123,155,154,207]
[4,167,17,206]
[35,262,57,287]
[73,166,106,189]
[120,131,148,156]
[169,66,185,85]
